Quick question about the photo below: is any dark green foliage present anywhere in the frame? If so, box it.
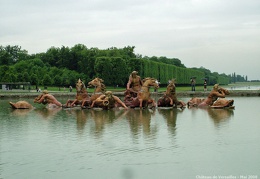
[94,57,113,85]
[0,44,247,87]
[127,58,142,74]
[143,56,186,68]
[110,57,128,86]
[0,57,85,87]
[0,45,29,65]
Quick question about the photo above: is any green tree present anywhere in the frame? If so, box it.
[42,74,53,86]
[41,47,59,67]
[2,72,17,82]
[94,57,113,85]
[0,50,12,65]
[0,45,29,64]
[110,57,128,86]
[0,65,10,81]
[30,74,39,85]
[54,75,62,90]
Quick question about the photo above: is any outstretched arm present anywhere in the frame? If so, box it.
[35,95,45,103]
[113,96,128,109]
[127,78,132,90]
[91,95,106,108]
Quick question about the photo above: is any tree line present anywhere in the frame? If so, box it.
[0,44,247,87]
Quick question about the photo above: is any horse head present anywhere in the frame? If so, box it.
[142,77,159,89]
[88,77,103,87]
[167,79,176,94]
[88,77,106,93]
[76,79,85,93]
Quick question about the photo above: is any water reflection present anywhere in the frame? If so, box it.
[10,108,34,116]
[2,97,260,179]
[206,108,234,124]
[34,107,62,119]
[188,106,234,126]
[65,108,89,133]
[157,108,184,135]
[90,109,128,137]
[125,109,156,136]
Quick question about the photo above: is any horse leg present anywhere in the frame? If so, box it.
[70,99,78,107]
[181,101,186,108]
[169,99,173,106]
[151,99,156,108]
[157,98,162,107]
[139,99,143,108]
[81,100,87,108]
[81,99,89,108]
[146,98,155,109]
[64,99,72,107]
[176,100,185,109]
[90,99,100,108]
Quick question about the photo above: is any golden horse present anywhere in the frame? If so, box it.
[81,77,106,108]
[88,77,106,94]
[157,79,186,108]
[64,79,90,107]
[127,77,159,108]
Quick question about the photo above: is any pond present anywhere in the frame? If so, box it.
[0,97,259,179]
[225,85,260,91]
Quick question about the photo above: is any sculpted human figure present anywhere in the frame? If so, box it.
[126,71,143,97]
[187,84,234,108]
[127,77,159,108]
[91,91,128,109]
[34,90,62,107]
[197,84,226,108]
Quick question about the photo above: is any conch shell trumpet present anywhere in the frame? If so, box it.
[103,100,109,106]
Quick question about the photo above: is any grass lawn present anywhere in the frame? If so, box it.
[29,85,205,93]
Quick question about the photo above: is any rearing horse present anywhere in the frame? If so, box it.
[127,77,159,108]
[87,77,106,94]
[157,79,186,108]
[81,78,106,108]
[64,79,90,107]
[138,78,159,108]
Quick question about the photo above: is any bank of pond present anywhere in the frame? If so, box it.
[2,78,260,111]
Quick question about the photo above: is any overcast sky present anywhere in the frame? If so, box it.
[1,0,260,80]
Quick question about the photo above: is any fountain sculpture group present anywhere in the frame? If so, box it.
[9,71,234,110]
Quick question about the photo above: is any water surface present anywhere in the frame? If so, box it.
[0,97,259,179]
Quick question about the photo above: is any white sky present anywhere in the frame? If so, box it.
[1,0,260,80]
